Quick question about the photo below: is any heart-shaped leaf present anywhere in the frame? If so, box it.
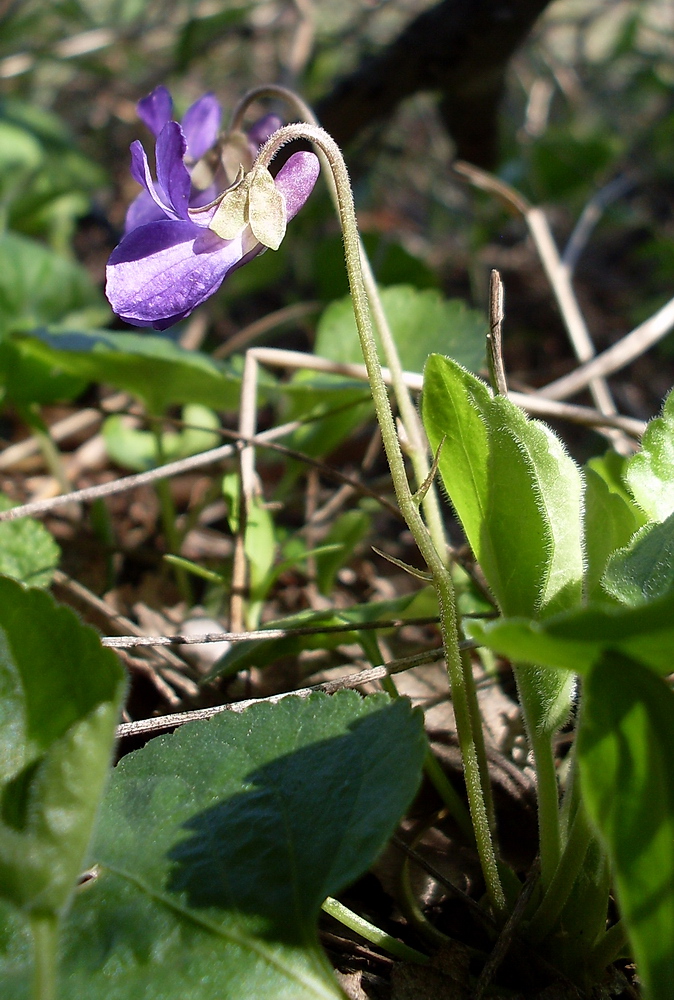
[315,287,486,374]
[0,692,427,998]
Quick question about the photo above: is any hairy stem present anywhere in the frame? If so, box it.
[232,85,450,562]
[357,247,449,561]
[361,632,475,840]
[256,123,505,913]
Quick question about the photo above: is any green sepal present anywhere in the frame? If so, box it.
[248,166,286,250]
[208,166,286,250]
[208,166,248,241]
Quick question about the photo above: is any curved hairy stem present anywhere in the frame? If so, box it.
[232,86,450,562]
[256,123,505,914]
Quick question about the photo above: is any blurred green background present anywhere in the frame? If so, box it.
[0,0,672,411]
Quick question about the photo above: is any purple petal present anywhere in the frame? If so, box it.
[247,114,283,153]
[129,140,176,219]
[106,220,251,328]
[155,122,191,220]
[273,151,320,220]
[137,86,173,137]
[124,190,167,234]
[181,93,222,160]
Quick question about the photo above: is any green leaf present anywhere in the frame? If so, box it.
[466,590,674,677]
[583,466,641,602]
[315,287,486,374]
[0,121,43,189]
[602,512,674,605]
[245,502,277,628]
[626,389,674,522]
[529,129,620,202]
[0,338,87,405]
[424,356,585,740]
[0,233,105,337]
[0,693,427,998]
[103,405,221,473]
[423,355,491,552]
[206,592,430,679]
[222,473,278,628]
[0,496,60,588]
[423,355,584,619]
[316,509,371,596]
[4,109,106,239]
[279,372,373,475]
[0,577,126,916]
[0,233,105,403]
[175,6,250,70]
[19,329,251,414]
[578,653,674,999]
[587,450,641,511]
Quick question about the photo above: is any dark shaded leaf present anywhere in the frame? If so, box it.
[0,693,427,998]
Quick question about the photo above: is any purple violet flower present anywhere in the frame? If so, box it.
[106,87,320,330]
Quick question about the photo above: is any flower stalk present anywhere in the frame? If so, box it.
[231,85,449,563]
[256,122,506,914]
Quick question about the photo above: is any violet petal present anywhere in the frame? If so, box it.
[129,140,176,219]
[106,220,250,328]
[137,86,173,137]
[155,122,191,221]
[181,93,222,160]
[124,190,167,234]
[273,151,321,220]
[247,114,283,153]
